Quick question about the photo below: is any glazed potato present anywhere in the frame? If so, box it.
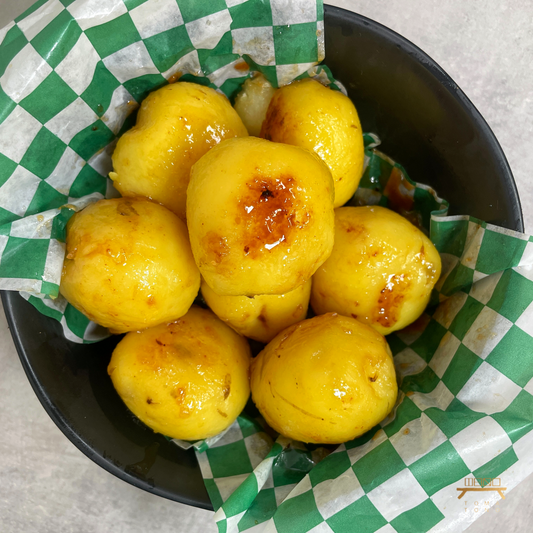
[261,78,364,207]
[233,73,276,136]
[110,82,248,220]
[187,137,335,296]
[251,313,397,444]
[201,278,311,343]
[311,206,442,335]
[108,306,251,441]
[60,198,200,333]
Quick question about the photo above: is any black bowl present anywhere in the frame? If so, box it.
[2,5,524,511]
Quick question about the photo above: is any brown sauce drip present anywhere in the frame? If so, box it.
[260,95,286,140]
[258,305,268,326]
[167,71,182,84]
[201,231,230,265]
[234,60,249,72]
[171,386,191,417]
[222,374,231,400]
[375,273,410,328]
[342,222,365,238]
[117,200,138,217]
[383,167,415,212]
[237,175,308,258]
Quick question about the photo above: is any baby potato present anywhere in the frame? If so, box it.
[110,82,248,220]
[251,313,397,444]
[201,278,311,343]
[108,306,251,441]
[261,78,364,207]
[311,206,442,335]
[187,137,335,296]
[233,73,276,136]
[60,198,200,333]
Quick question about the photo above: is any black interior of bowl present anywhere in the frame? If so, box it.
[2,5,524,512]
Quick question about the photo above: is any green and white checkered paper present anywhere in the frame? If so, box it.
[197,213,533,533]
[0,0,327,342]
[2,1,533,532]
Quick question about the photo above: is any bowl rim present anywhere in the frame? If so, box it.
[328,6,523,232]
[1,3,525,511]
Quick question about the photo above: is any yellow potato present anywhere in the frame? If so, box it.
[60,198,200,333]
[187,137,335,296]
[110,82,248,220]
[251,313,397,444]
[108,306,251,441]
[260,78,364,207]
[201,278,311,343]
[233,73,276,136]
[311,206,442,335]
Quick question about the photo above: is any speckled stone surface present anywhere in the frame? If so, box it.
[1,1,532,532]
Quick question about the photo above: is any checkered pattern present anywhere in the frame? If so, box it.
[197,215,533,533]
[4,2,533,529]
[0,0,326,342]
[0,192,99,297]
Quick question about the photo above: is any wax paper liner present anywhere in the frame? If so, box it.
[195,205,533,533]
[0,0,331,342]
[2,2,533,533]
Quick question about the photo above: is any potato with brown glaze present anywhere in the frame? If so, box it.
[311,206,442,335]
[110,82,248,220]
[201,278,311,343]
[251,313,398,444]
[108,306,251,441]
[261,78,364,207]
[187,137,335,296]
[60,198,200,333]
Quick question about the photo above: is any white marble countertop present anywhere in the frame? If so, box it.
[1,1,532,532]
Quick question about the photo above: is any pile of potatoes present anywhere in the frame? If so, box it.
[60,75,441,444]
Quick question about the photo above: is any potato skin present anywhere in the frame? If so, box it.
[108,306,251,441]
[233,74,276,137]
[60,198,200,333]
[201,278,311,343]
[260,79,364,207]
[110,82,248,220]
[311,206,442,335]
[251,313,397,444]
[187,137,335,296]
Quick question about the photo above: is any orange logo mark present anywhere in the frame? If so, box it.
[457,477,506,499]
